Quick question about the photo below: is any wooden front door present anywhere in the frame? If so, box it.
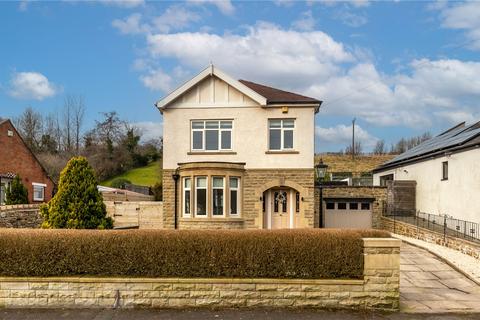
[270,189,290,229]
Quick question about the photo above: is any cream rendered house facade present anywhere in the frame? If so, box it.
[157,65,321,229]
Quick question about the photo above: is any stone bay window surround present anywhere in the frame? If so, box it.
[158,65,321,229]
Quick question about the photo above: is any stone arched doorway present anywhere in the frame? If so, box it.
[257,179,306,229]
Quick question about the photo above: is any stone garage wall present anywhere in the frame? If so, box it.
[0,238,400,311]
[315,186,388,229]
[0,204,42,228]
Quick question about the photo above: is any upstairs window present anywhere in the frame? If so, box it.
[269,119,294,150]
[191,120,232,151]
[442,161,448,180]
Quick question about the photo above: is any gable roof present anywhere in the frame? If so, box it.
[374,121,480,172]
[155,65,321,112]
[239,80,321,105]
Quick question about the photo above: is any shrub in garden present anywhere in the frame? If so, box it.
[110,178,131,189]
[151,182,162,201]
[0,229,390,279]
[40,156,113,229]
[5,175,28,205]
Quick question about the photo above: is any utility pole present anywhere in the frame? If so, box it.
[352,118,356,160]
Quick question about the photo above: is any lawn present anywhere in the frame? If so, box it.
[101,160,162,187]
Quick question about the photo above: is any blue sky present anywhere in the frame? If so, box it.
[1,0,480,152]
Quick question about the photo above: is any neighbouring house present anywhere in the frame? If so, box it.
[157,65,321,229]
[0,119,55,205]
[373,121,480,224]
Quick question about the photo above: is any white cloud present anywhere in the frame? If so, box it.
[436,1,480,50]
[146,22,353,90]
[18,0,28,11]
[9,72,59,100]
[112,13,148,35]
[132,121,163,141]
[152,5,201,33]
[335,10,368,28]
[187,0,235,15]
[315,124,378,149]
[99,0,144,8]
[292,10,315,31]
[140,68,173,92]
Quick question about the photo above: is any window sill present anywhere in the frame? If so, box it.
[180,217,244,222]
[187,151,237,155]
[265,150,299,154]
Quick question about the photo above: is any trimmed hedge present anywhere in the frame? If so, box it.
[0,229,390,279]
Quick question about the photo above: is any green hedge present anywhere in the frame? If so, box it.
[0,229,389,279]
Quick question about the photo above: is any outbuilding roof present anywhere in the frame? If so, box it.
[375,121,480,172]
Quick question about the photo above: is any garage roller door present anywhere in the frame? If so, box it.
[324,200,372,229]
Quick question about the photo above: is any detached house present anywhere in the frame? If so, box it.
[0,119,55,205]
[373,121,480,224]
[158,65,321,229]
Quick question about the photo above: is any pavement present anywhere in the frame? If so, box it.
[1,309,480,320]
[400,242,480,313]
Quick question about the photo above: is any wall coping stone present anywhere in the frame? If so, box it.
[0,277,364,285]
[363,238,401,248]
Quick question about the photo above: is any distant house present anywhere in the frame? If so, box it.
[0,119,55,205]
[373,122,480,224]
[157,65,322,229]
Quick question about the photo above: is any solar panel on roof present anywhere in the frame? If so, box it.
[382,124,480,167]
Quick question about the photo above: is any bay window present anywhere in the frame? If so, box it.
[195,177,207,216]
[269,119,294,150]
[212,177,224,216]
[183,178,191,217]
[191,120,232,151]
[229,177,239,215]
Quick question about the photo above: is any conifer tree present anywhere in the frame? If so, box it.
[5,175,29,205]
[40,156,113,229]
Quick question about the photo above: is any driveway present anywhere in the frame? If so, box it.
[400,242,480,313]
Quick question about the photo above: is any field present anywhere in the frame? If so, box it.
[315,153,397,175]
[101,160,162,187]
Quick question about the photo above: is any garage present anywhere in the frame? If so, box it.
[323,198,373,229]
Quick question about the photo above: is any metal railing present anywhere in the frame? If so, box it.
[385,211,480,244]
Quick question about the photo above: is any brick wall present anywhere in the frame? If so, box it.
[0,204,42,228]
[0,238,400,311]
[0,120,54,204]
[315,186,387,229]
[382,217,480,260]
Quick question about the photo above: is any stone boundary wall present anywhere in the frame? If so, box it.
[0,204,42,228]
[0,238,400,311]
[105,201,163,229]
[382,217,480,260]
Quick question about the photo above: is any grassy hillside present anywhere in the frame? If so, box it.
[101,160,162,187]
[315,154,397,175]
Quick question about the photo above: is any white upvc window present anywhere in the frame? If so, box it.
[32,183,46,201]
[268,119,295,151]
[195,177,208,217]
[191,120,233,151]
[212,177,225,216]
[229,177,240,216]
[183,177,191,217]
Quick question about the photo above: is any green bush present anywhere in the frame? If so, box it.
[0,229,390,279]
[40,156,113,229]
[110,178,131,189]
[151,182,162,201]
[5,175,29,205]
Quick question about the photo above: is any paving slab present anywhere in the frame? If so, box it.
[400,242,480,314]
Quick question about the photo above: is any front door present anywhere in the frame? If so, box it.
[271,189,290,229]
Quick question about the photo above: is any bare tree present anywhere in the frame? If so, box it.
[73,96,85,154]
[15,107,43,151]
[62,96,73,153]
[373,140,386,155]
[345,141,363,156]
